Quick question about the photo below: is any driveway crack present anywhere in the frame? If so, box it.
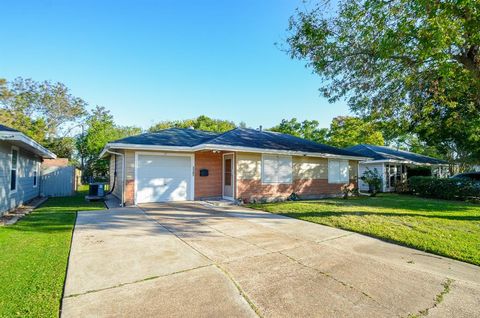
[277,250,399,315]
[64,264,213,298]
[140,208,263,318]
[405,278,454,317]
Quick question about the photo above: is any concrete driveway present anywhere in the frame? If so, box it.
[62,203,480,318]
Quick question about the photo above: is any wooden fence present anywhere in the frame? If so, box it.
[40,166,79,197]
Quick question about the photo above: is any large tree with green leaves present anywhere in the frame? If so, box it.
[0,77,87,160]
[77,106,141,180]
[149,115,236,133]
[269,118,328,143]
[327,116,384,148]
[286,0,480,166]
[0,77,87,139]
[270,116,384,148]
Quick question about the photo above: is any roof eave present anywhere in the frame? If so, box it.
[101,142,370,161]
[360,159,449,166]
[0,131,56,159]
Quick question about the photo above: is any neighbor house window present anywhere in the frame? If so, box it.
[10,147,18,191]
[328,159,349,183]
[33,169,38,187]
[262,154,292,184]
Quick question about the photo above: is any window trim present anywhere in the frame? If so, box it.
[10,146,19,194]
[261,154,293,185]
[33,164,38,188]
[328,159,350,184]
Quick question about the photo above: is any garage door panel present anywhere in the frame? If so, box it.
[136,154,193,203]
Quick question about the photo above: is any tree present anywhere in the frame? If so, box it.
[286,0,480,166]
[270,116,383,148]
[0,77,87,138]
[384,133,443,159]
[269,118,328,143]
[327,116,384,148]
[0,77,87,161]
[44,137,77,163]
[77,106,141,180]
[149,115,236,133]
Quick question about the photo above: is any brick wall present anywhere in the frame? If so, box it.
[236,178,356,202]
[125,179,135,205]
[194,151,223,199]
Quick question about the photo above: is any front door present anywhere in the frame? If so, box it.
[223,154,234,199]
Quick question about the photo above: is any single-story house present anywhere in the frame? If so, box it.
[346,144,449,192]
[99,128,368,205]
[0,124,56,216]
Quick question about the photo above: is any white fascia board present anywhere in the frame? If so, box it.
[198,144,370,160]
[0,131,56,159]
[99,143,196,158]
[101,142,371,161]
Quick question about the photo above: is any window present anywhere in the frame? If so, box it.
[224,158,232,186]
[328,159,349,183]
[262,154,292,184]
[33,169,38,187]
[10,147,18,191]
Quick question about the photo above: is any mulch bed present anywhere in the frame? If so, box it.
[0,197,49,226]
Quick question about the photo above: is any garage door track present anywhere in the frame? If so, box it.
[61,203,480,317]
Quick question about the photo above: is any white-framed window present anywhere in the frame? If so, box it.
[328,159,349,184]
[262,154,292,184]
[10,146,19,192]
[33,167,38,188]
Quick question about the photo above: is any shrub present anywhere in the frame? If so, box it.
[341,180,358,199]
[287,192,300,201]
[360,168,382,196]
[408,176,480,201]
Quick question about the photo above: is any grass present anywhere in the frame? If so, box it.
[249,194,480,265]
[0,190,104,317]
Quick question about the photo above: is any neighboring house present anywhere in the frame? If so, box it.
[346,144,449,192]
[0,124,56,216]
[99,128,367,205]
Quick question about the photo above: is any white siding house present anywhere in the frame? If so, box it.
[0,125,56,216]
[347,144,449,193]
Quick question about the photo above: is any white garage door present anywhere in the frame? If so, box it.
[136,154,193,203]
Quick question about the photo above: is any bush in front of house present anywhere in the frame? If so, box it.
[408,176,480,201]
[360,168,382,197]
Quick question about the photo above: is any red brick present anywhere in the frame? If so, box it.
[236,178,357,202]
[194,151,224,199]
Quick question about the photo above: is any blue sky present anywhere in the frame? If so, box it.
[0,0,350,130]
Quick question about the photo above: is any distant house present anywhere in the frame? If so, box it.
[0,124,56,216]
[346,144,449,192]
[99,128,368,205]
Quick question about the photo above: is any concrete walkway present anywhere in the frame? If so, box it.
[61,203,480,318]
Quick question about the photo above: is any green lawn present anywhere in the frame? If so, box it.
[249,194,480,265]
[0,192,104,318]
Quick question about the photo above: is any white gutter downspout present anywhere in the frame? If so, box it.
[106,149,125,207]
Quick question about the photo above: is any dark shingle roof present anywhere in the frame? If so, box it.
[346,144,448,164]
[112,128,220,147]
[206,128,364,157]
[0,124,20,132]
[110,127,365,157]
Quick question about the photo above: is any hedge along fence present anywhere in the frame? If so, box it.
[408,176,480,201]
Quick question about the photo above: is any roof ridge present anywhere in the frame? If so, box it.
[201,127,240,144]
[359,144,447,164]
[372,144,442,160]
